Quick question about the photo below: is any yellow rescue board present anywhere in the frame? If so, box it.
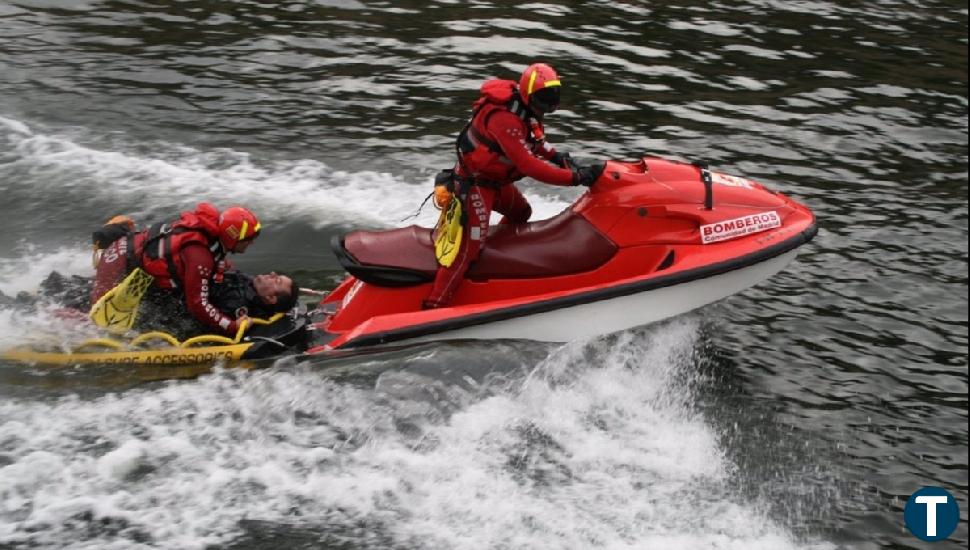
[1,343,253,366]
[1,314,283,367]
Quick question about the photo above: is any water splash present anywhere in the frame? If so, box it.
[0,321,831,550]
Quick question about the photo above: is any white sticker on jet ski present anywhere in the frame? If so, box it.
[701,211,781,244]
[711,171,756,188]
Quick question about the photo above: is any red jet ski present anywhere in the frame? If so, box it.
[306,156,816,353]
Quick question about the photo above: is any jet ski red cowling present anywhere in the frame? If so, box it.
[311,156,816,351]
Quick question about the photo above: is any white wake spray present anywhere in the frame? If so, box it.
[0,321,832,550]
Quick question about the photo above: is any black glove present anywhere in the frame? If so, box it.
[572,162,606,187]
[551,151,574,169]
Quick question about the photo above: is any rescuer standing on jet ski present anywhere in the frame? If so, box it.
[90,203,264,336]
[424,62,606,309]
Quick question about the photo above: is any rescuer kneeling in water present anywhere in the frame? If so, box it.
[425,62,607,309]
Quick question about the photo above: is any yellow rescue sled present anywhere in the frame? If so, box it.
[2,314,292,366]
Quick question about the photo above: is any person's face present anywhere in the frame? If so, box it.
[253,272,292,305]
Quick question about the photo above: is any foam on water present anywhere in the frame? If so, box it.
[0,247,97,348]
[0,245,92,296]
[0,115,574,232]
[0,321,832,550]
[0,304,101,352]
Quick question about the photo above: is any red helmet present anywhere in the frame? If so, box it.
[218,206,261,251]
[518,63,561,115]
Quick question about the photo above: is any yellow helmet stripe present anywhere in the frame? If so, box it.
[528,71,560,97]
[239,220,249,240]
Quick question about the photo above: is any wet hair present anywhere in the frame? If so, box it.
[267,274,300,313]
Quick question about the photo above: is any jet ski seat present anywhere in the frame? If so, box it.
[333,208,619,287]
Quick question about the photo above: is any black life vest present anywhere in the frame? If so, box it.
[209,271,274,319]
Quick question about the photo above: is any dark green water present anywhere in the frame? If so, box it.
[0,1,966,549]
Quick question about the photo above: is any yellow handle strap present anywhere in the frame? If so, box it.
[129,331,181,348]
[181,334,237,347]
[169,313,286,347]
[70,313,287,352]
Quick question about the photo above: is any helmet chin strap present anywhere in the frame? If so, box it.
[511,96,541,121]
[210,240,227,258]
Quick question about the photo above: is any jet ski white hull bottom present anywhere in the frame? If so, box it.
[402,250,798,345]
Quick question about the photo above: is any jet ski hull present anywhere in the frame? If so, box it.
[332,245,805,349]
